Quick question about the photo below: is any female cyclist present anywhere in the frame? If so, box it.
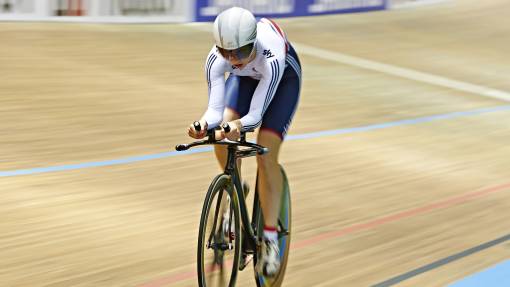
[187,6,301,277]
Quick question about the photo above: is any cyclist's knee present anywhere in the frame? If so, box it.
[214,144,227,152]
[214,144,228,166]
[256,129,281,169]
[256,153,278,171]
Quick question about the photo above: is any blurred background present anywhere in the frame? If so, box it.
[1,0,510,286]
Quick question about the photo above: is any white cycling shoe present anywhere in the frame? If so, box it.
[257,239,281,277]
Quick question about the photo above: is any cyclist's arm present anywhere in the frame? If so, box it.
[239,55,285,132]
[201,48,229,129]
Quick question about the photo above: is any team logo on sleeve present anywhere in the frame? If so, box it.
[263,49,275,59]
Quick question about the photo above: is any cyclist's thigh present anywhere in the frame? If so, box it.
[225,73,259,119]
[260,61,301,140]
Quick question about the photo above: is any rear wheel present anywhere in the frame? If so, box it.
[198,174,242,287]
[254,167,292,287]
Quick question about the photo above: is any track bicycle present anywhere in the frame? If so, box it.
[176,122,291,287]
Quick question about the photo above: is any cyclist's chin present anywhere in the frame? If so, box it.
[230,59,249,70]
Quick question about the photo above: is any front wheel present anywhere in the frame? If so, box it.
[254,167,292,287]
[197,174,242,287]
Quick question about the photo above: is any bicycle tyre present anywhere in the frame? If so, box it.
[197,174,242,287]
[254,166,292,287]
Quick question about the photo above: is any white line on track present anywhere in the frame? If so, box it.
[292,42,510,102]
[186,22,510,102]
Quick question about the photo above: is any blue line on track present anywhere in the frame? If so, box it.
[448,259,510,287]
[2,105,510,177]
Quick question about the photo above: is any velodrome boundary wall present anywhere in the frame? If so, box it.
[0,0,444,23]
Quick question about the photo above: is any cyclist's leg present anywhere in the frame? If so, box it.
[256,46,301,276]
[214,74,258,171]
[256,131,283,228]
[257,46,301,231]
[216,75,259,268]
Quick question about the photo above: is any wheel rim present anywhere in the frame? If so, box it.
[198,177,241,287]
[255,170,291,287]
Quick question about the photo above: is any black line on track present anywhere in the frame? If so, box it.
[371,233,510,287]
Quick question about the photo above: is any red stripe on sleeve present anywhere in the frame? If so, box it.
[266,18,289,53]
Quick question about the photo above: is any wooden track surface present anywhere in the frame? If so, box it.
[1,0,510,286]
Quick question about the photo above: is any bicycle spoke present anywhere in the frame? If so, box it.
[207,190,224,247]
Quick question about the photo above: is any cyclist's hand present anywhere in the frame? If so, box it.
[222,120,242,141]
[188,120,208,139]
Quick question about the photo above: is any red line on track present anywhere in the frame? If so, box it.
[138,182,510,286]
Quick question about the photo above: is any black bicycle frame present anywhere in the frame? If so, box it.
[176,130,268,251]
[224,144,258,251]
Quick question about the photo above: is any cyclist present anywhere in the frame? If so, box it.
[187,6,301,277]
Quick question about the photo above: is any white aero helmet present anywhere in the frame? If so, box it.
[213,7,257,51]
